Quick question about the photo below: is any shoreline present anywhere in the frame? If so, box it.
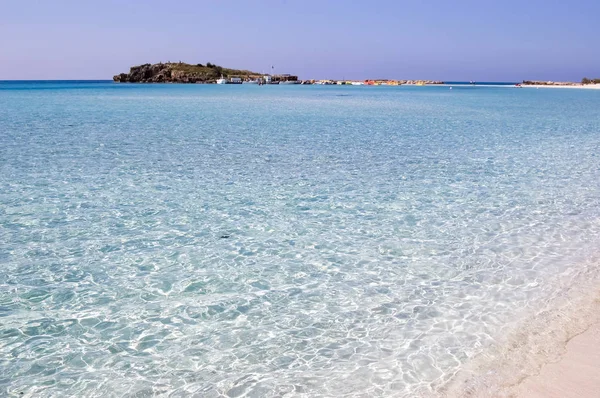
[438,83,600,89]
[521,83,600,89]
[513,321,600,397]
[440,259,600,397]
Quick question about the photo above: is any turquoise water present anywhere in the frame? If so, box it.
[1,82,600,397]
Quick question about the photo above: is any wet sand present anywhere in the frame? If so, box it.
[512,321,600,398]
[441,283,600,398]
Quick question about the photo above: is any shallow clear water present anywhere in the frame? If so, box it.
[1,82,600,397]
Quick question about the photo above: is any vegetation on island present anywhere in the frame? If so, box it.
[581,77,600,84]
[113,62,263,83]
[522,78,600,86]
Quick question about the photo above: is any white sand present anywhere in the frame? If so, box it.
[440,282,600,398]
[521,84,600,89]
[512,322,600,398]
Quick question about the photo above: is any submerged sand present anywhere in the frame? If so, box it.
[440,267,600,398]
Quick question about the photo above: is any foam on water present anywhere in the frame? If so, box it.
[1,83,600,397]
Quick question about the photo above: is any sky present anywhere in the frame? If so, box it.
[0,0,599,81]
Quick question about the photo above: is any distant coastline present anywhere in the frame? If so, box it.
[113,62,263,84]
[521,84,600,89]
[112,62,445,85]
[112,62,600,88]
[521,78,600,89]
[2,78,599,90]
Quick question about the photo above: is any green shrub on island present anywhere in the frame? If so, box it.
[522,78,600,86]
[113,62,262,83]
[581,77,600,84]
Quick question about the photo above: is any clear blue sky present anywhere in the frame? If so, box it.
[1,0,598,81]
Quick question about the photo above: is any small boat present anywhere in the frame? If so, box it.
[243,80,259,84]
[216,75,229,84]
[280,80,300,85]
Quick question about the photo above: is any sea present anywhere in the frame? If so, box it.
[1,81,600,397]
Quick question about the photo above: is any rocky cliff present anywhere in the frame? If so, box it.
[113,62,262,83]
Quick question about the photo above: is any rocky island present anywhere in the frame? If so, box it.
[114,62,447,85]
[113,62,262,83]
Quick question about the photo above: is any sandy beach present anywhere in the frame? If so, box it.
[521,84,600,89]
[512,321,600,398]
[441,277,600,398]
